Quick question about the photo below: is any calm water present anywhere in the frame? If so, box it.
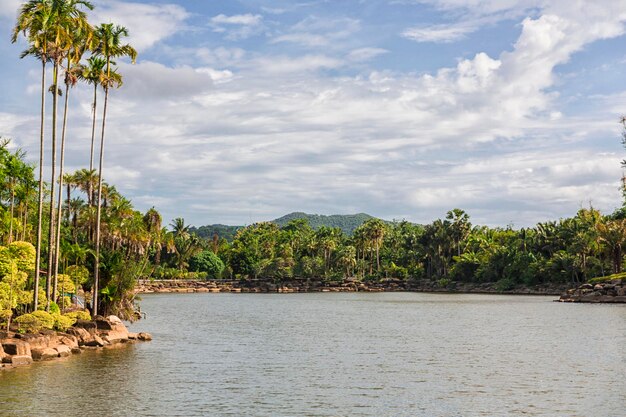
[1,293,625,417]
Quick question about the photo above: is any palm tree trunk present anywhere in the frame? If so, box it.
[33,59,46,312]
[66,182,71,222]
[8,181,15,244]
[93,83,109,317]
[47,60,60,309]
[53,78,71,301]
[89,84,97,177]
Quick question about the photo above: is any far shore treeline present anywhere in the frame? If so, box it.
[2,1,626,333]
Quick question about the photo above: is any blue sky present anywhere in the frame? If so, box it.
[1,0,626,227]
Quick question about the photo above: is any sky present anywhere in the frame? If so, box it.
[1,0,626,228]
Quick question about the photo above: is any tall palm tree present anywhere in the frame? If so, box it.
[12,0,54,311]
[53,17,93,303]
[44,0,93,308]
[92,23,136,316]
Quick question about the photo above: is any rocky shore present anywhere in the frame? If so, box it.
[136,278,569,296]
[0,315,152,370]
[558,278,626,303]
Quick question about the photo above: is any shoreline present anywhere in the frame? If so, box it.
[0,315,151,371]
[135,278,626,303]
[135,279,568,297]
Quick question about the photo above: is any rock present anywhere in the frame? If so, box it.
[73,320,97,333]
[94,317,114,331]
[0,343,5,362]
[10,355,33,366]
[617,287,626,296]
[137,332,152,341]
[2,339,31,357]
[106,315,123,325]
[58,335,79,350]
[55,345,72,357]
[127,332,138,340]
[196,288,209,293]
[32,347,60,361]
[67,327,94,346]
[101,331,129,345]
[593,284,604,291]
[15,333,50,350]
[580,283,593,289]
[83,335,105,347]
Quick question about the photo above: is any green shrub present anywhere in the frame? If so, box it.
[8,241,36,273]
[437,278,451,288]
[53,314,75,331]
[64,310,91,321]
[495,277,516,292]
[15,310,54,333]
[30,310,55,330]
[49,301,60,315]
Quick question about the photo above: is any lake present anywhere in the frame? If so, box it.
[1,292,625,416]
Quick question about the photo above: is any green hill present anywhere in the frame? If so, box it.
[189,224,243,242]
[190,212,376,241]
[271,212,374,235]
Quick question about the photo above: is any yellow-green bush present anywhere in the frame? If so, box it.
[8,241,36,273]
[53,314,74,331]
[64,310,91,322]
[30,310,55,330]
[15,313,43,333]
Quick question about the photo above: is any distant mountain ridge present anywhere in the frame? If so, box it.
[271,212,374,235]
[189,212,376,241]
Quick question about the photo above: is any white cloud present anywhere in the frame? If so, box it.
[402,23,476,43]
[272,16,360,47]
[347,48,389,62]
[91,1,189,52]
[210,14,262,26]
[209,13,264,40]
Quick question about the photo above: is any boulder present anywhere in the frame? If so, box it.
[15,333,50,350]
[2,339,31,357]
[31,347,59,361]
[66,327,94,346]
[101,331,129,345]
[58,335,79,350]
[94,317,114,331]
[83,335,105,347]
[10,355,33,366]
[137,332,152,341]
[127,332,139,340]
[55,345,72,357]
[73,320,97,333]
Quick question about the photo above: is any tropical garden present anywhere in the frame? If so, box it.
[3,0,626,334]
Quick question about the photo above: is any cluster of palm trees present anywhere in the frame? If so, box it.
[11,0,136,315]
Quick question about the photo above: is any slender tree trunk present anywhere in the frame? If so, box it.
[33,59,46,312]
[8,181,15,244]
[89,84,97,192]
[93,83,109,317]
[66,183,70,222]
[47,60,60,309]
[53,77,71,302]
